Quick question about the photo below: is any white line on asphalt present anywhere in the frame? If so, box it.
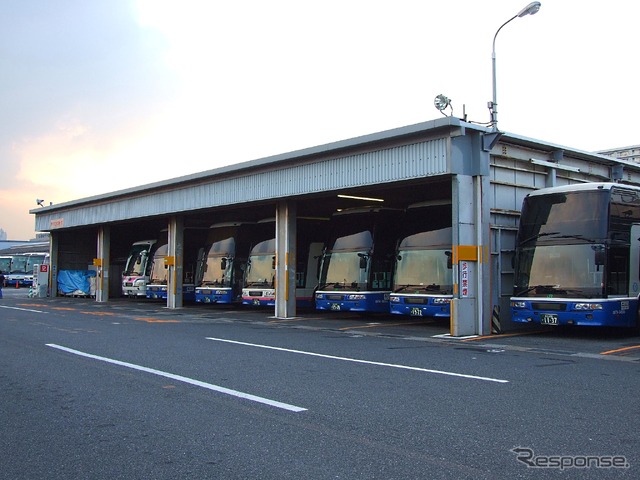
[46,343,307,412]
[0,305,48,313]
[205,337,509,384]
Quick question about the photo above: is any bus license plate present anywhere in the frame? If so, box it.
[330,303,341,311]
[540,314,558,325]
[410,307,423,316]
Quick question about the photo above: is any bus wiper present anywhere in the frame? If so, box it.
[519,232,559,245]
[394,284,417,292]
[554,234,596,243]
[394,284,443,293]
[515,284,560,295]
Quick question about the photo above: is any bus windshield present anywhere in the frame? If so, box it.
[245,255,274,286]
[10,255,28,274]
[124,245,151,276]
[514,243,604,298]
[320,251,369,288]
[148,244,169,284]
[394,249,452,293]
[517,190,609,245]
[202,238,235,287]
[0,257,12,273]
[25,255,47,273]
[320,229,373,289]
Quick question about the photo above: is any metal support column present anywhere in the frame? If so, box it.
[477,174,492,335]
[95,226,110,302]
[167,216,184,309]
[275,200,297,319]
[49,232,59,298]
[450,174,491,336]
[451,174,477,336]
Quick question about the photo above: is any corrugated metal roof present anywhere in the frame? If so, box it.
[31,117,640,232]
[32,121,455,231]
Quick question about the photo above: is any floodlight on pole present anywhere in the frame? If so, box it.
[489,1,541,132]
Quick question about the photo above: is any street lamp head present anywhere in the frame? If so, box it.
[489,1,542,131]
[517,2,541,18]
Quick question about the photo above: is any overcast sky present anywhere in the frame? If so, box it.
[1,0,637,239]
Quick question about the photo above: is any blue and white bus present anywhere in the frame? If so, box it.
[389,201,453,318]
[6,252,49,287]
[242,218,326,308]
[122,239,158,297]
[195,222,253,305]
[145,241,198,302]
[315,207,400,313]
[0,256,11,281]
[511,183,640,330]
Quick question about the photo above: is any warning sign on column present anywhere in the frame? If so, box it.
[461,261,469,297]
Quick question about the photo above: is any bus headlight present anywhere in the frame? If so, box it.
[574,303,603,311]
[511,301,526,308]
[265,290,275,298]
[389,296,400,303]
[347,294,366,300]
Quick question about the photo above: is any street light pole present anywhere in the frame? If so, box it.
[489,1,541,132]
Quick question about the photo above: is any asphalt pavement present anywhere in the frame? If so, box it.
[1,290,639,479]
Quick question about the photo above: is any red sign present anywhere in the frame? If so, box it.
[40,264,49,273]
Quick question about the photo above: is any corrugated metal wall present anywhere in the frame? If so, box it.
[35,139,449,231]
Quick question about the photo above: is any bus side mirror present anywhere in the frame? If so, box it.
[220,257,227,270]
[594,250,605,267]
[358,253,367,269]
[272,256,276,269]
[445,251,452,269]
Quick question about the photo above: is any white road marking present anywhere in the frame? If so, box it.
[206,337,509,384]
[46,343,307,412]
[432,333,479,340]
[0,305,48,313]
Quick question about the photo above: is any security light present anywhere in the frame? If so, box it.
[434,94,452,116]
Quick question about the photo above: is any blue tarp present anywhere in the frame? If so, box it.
[58,270,96,295]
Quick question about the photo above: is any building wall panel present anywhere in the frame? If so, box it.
[35,138,449,231]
